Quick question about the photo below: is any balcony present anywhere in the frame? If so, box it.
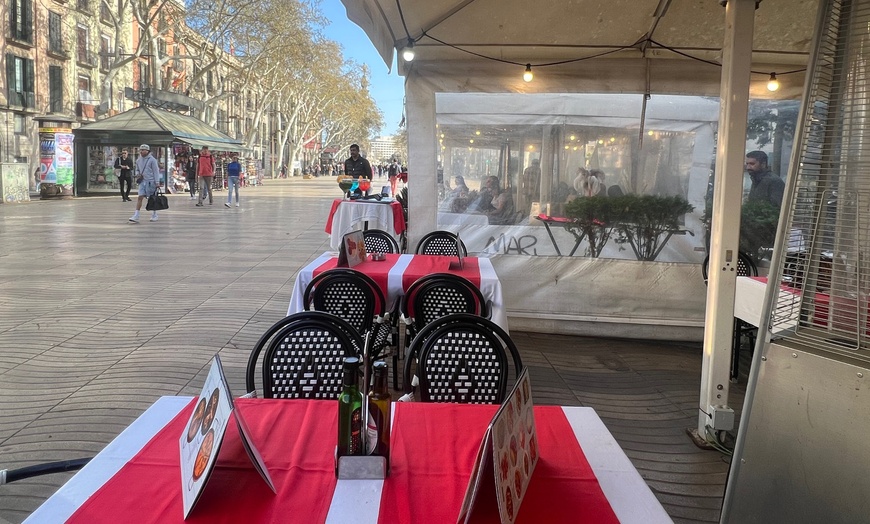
[76,102,96,119]
[76,51,97,69]
[47,46,71,61]
[8,91,36,109]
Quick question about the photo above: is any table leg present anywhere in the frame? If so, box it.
[568,231,587,257]
[542,221,563,256]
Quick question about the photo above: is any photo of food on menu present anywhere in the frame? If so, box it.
[457,368,538,524]
[179,356,233,518]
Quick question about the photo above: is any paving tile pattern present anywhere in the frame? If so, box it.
[0,178,745,523]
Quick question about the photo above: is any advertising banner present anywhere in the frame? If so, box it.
[39,133,57,184]
[55,133,75,185]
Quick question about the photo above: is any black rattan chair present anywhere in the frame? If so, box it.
[415,230,468,257]
[702,251,758,381]
[303,268,397,380]
[403,313,523,404]
[400,273,488,339]
[245,311,361,398]
[363,229,400,254]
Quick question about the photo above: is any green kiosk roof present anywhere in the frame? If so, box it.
[73,106,247,152]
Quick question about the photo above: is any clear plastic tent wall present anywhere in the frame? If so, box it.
[434,93,719,261]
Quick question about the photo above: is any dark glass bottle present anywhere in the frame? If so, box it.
[368,361,392,472]
[338,357,363,457]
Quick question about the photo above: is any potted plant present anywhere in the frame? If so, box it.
[740,199,779,262]
[564,196,621,257]
[614,194,694,261]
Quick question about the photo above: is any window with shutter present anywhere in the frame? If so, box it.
[100,35,111,71]
[11,0,34,43]
[77,25,89,64]
[49,66,63,113]
[49,12,63,54]
[24,58,34,108]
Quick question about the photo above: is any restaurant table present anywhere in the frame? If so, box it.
[26,397,672,524]
[288,252,509,331]
[734,276,801,332]
[325,198,406,250]
[536,214,584,256]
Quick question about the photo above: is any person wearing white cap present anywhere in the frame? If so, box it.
[129,144,161,223]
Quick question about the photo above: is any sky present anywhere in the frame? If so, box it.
[321,0,406,138]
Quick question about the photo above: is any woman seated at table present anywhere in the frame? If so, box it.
[484,176,516,225]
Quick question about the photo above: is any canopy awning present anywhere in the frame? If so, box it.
[342,0,818,96]
[73,106,246,152]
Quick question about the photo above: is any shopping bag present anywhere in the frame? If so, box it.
[146,188,169,211]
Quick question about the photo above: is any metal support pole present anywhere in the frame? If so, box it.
[698,0,756,435]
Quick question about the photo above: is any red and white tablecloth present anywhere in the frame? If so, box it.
[325,199,406,250]
[288,253,509,331]
[27,397,670,524]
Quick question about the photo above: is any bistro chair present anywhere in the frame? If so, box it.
[403,313,523,404]
[245,311,361,399]
[415,230,468,257]
[303,268,397,378]
[400,273,489,341]
[363,228,400,254]
[702,251,758,381]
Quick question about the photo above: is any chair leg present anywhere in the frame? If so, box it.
[731,318,741,382]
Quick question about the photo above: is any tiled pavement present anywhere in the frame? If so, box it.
[0,177,744,523]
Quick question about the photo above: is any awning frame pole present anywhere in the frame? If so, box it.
[698,0,756,435]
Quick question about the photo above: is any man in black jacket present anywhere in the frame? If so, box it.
[114,150,135,201]
[344,144,372,181]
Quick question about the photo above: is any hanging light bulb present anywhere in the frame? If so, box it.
[523,64,533,82]
[402,39,415,62]
[767,72,780,92]
[475,130,481,136]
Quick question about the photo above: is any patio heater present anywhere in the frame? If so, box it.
[723,0,870,522]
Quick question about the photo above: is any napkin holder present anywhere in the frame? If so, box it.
[336,455,387,479]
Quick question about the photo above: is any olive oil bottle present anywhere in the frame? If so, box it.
[338,357,363,457]
[368,361,392,471]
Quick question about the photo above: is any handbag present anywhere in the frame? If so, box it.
[146,188,169,211]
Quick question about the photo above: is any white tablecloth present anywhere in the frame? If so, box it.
[328,200,402,249]
[288,253,509,332]
[734,276,800,333]
[26,397,671,524]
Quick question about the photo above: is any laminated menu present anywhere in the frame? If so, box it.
[457,368,538,523]
[178,355,275,519]
[337,230,367,267]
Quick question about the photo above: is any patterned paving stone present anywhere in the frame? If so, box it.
[0,178,743,524]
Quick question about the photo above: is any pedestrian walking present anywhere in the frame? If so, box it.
[129,144,161,223]
[114,150,134,201]
[179,153,197,200]
[196,146,215,206]
[225,154,242,208]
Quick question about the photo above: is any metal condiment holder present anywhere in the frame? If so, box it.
[336,331,387,479]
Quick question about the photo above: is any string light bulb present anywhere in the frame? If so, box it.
[767,72,780,92]
[402,39,415,62]
[523,64,533,82]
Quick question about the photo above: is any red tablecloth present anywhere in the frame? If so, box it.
[312,253,402,298]
[66,400,618,523]
[310,254,481,303]
[324,199,406,235]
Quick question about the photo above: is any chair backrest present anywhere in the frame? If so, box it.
[303,268,386,335]
[702,251,758,284]
[401,273,487,332]
[363,229,400,254]
[245,311,361,399]
[415,230,468,257]
[405,313,523,404]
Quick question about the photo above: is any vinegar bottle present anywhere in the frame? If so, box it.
[368,361,392,472]
[338,357,363,457]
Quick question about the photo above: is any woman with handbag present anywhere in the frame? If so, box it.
[129,144,163,223]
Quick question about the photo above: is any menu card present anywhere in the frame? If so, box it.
[457,368,538,523]
[337,230,367,267]
[178,355,275,519]
[449,232,464,270]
